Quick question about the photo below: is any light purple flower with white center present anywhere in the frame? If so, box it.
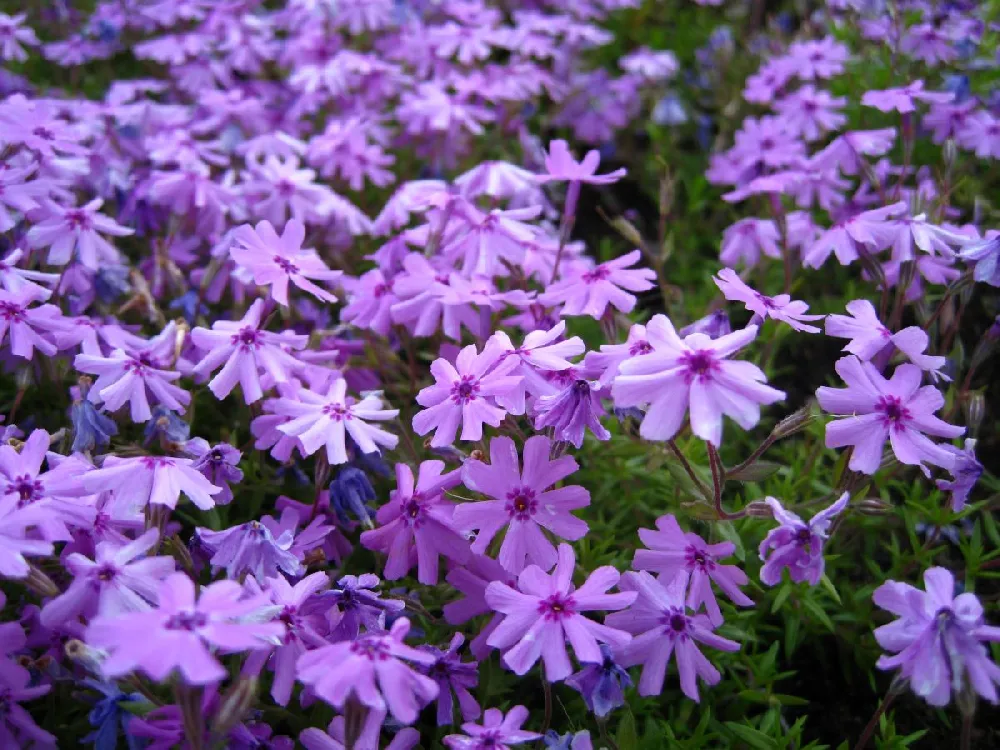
[82,455,221,515]
[413,343,521,447]
[75,347,191,423]
[443,705,541,749]
[802,202,906,269]
[873,567,1000,707]
[272,377,399,465]
[488,322,585,415]
[714,268,824,333]
[197,521,302,581]
[484,544,635,682]
[774,85,846,141]
[758,493,849,587]
[585,323,652,387]
[190,298,307,404]
[633,514,753,626]
[457,436,590,575]
[26,199,133,269]
[540,249,656,319]
[230,219,342,306]
[816,357,964,475]
[296,617,438,724]
[360,460,469,585]
[86,572,284,686]
[40,528,174,628]
[936,439,984,512]
[606,571,740,701]
[612,315,785,446]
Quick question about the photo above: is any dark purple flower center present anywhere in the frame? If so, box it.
[234,327,260,347]
[681,349,717,382]
[668,613,687,632]
[124,356,150,375]
[0,302,24,321]
[476,731,504,748]
[11,475,42,506]
[876,395,910,428]
[66,209,92,230]
[505,486,537,520]
[538,593,576,621]
[276,180,295,196]
[351,637,390,661]
[96,563,118,582]
[403,493,426,526]
[141,456,173,470]
[164,611,208,631]
[374,282,392,297]
[450,375,480,404]
[685,545,715,571]
[322,403,351,421]
[629,339,652,356]
[33,126,55,141]
[582,265,610,283]
[753,291,778,310]
[794,527,814,552]
[273,255,299,275]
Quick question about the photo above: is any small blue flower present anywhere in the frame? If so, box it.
[328,467,376,526]
[70,397,117,453]
[83,680,144,750]
[94,265,131,303]
[143,407,190,446]
[565,644,632,718]
[169,290,210,326]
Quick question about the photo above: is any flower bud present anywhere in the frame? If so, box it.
[770,405,814,440]
[212,677,258,739]
[25,565,59,598]
[745,500,774,518]
[65,639,105,672]
[856,497,892,515]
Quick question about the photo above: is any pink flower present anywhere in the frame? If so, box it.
[296,618,438,724]
[456,436,590,574]
[271,378,399,465]
[86,572,284,685]
[713,268,824,333]
[719,218,780,268]
[816,357,965,475]
[633,514,753,627]
[802,202,906,268]
[488,322,585,415]
[75,348,190,423]
[612,315,784,446]
[191,299,307,404]
[540,249,656,319]
[861,80,951,114]
[485,544,635,682]
[82,455,221,515]
[341,269,398,336]
[26,199,133,269]
[774,85,846,141]
[230,219,342,306]
[606,571,739,701]
[413,343,521,447]
[360,461,470,585]
[536,139,626,185]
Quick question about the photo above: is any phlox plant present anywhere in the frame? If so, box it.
[0,1,999,749]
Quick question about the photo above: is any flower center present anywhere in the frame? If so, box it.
[66,209,92,230]
[685,545,715,571]
[273,255,299,275]
[582,265,610,283]
[322,403,351,421]
[668,613,687,633]
[538,593,576,621]
[450,375,480,404]
[276,180,295,197]
[374,282,392,297]
[681,350,717,382]
[234,327,260,347]
[11,475,42,506]
[629,339,652,356]
[876,395,910,428]
[140,456,172,470]
[505,487,537,520]
[403,494,426,526]
[351,637,390,661]
[477,731,504,748]
[0,302,24,321]
[33,126,55,141]
[96,564,118,582]
[164,611,208,631]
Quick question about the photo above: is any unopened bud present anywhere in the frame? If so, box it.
[957,677,977,719]
[943,139,957,170]
[770,405,814,440]
[167,534,194,572]
[65,639,105,672]
[962,392,985,434]
[856,497,892,515]
[609,216,645,247]
[25,565,60,598]
[468,449,484,462]
[745,500,774,518]
[212,677,258,738]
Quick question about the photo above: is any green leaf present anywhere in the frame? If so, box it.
[617,712,639,750]
[724,722,779,750]
[716,520,746,562]
[727,460,782,482]
[802,597,836,632]
[820,574,842,605]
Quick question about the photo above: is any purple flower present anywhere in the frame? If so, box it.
[633,514,752,626]
[82,455,221,515]
[412,343,521,447]
[532,377,611,449]
[296,617,438,724]
[26,199,133,269]
[612,315,784,446]
[323,573,405,641]
[873,567,1000,706]
[444,554,514,659]
[360,461,469,585]
[758,493,849,587]
[802,202,906,269]
[565,643,632,718]
[197,521,302,581]
[713,268,824,333]
[544,730,594,750]
[540,250,656,319]
[535,139,626,217]
[418,633,481,726]
[960,232,1000,287]
[485,543,635,682]
[40,528,174,628]
[190,298,307,404]
[0,678,56,748]
[816,357,965,474]
[230,219,342,306]
[329,466,377,526]
[86,572,284,685]
[443,705,541,750]
[184,438,243,505]
[719,218,780,268]
[0,286,60,361]
[457,436,590,574]
[606,571,740,701]
[861,80,951,114]
[272,377,399,464]
[936,439,984,512]
[75,348,191,423]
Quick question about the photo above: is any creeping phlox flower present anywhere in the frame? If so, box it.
[713,268,824,333]
[86,572,284,685]
[873,568,1000,706]
[758,493,849,587]
[816,357,964,475]
[443,705,541,749]
[485,543,635,682]
[612,314,785,445]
